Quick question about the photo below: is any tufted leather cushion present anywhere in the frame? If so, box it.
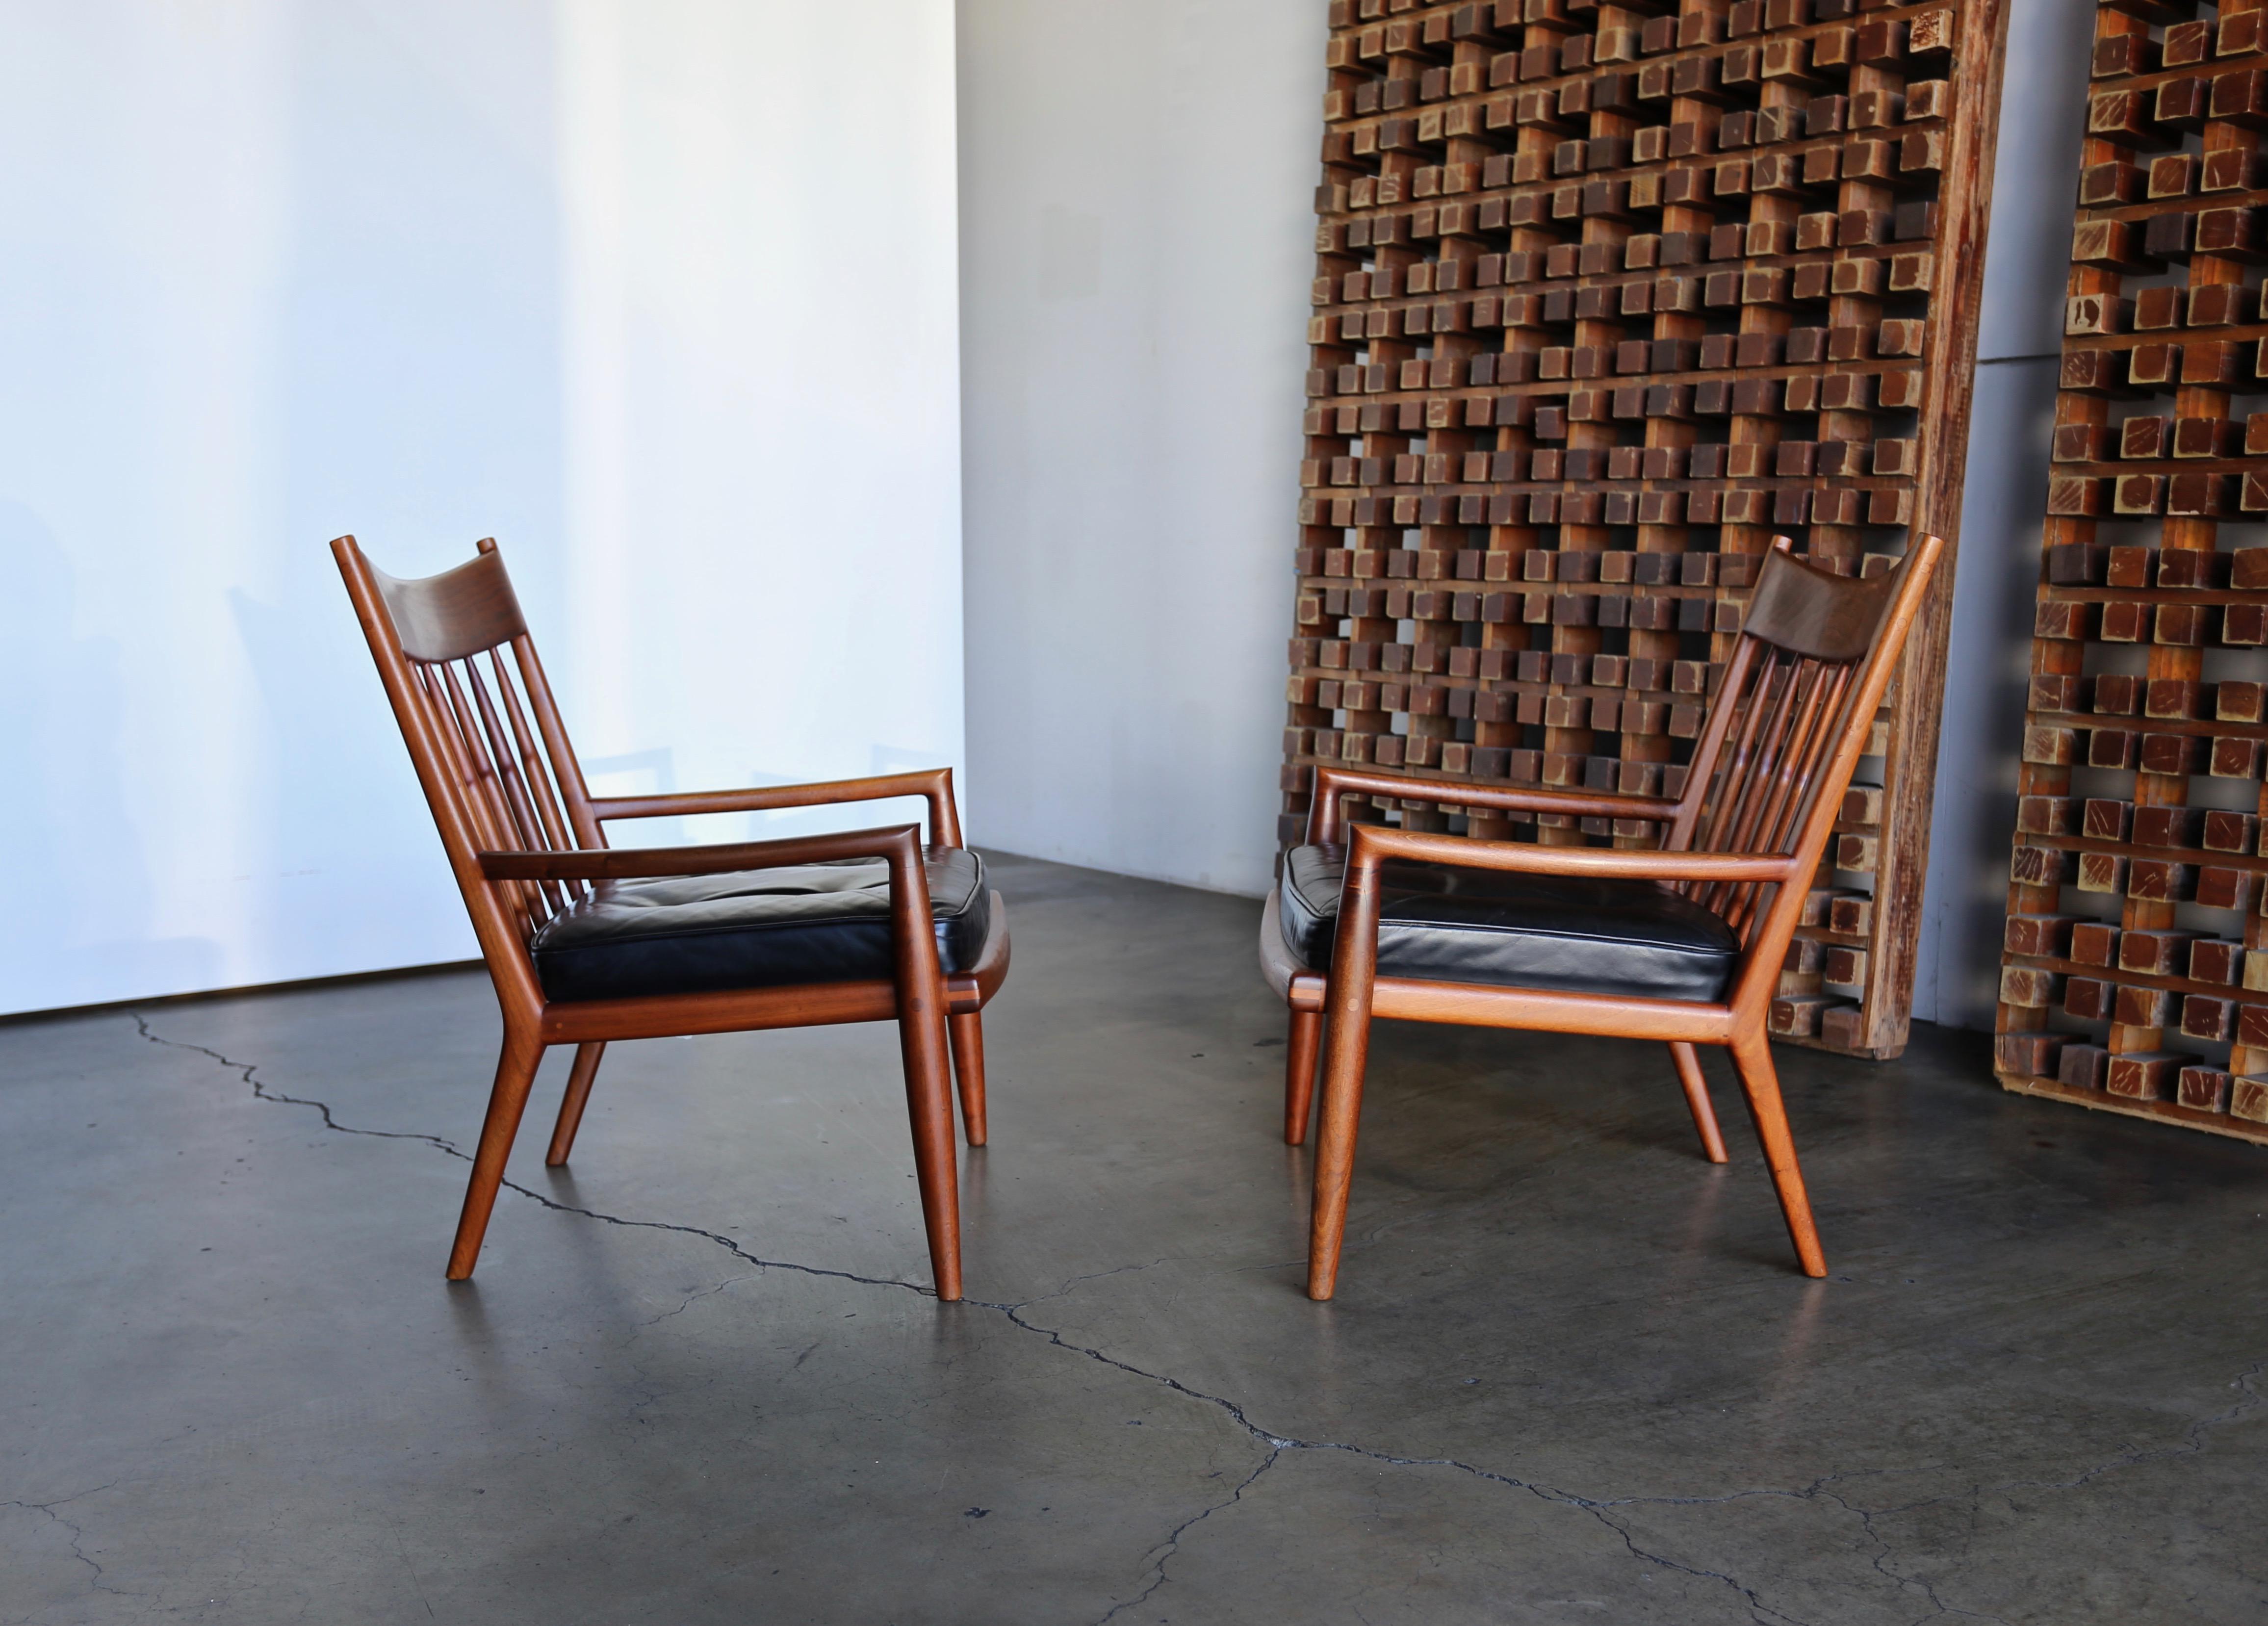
[1278,844,1740,1003]
[531,849,990,1003]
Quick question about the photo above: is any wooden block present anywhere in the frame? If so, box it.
[1996,1031,2063,1079]
[2233,1076,2268,1124]
[2201,809,2263,857]
[2131,805,2200,848]
[2192,939,2244,984]
[2064,977,2116,1021]
[2183,995,2236,1042]
[2178,1066,2233,1113]
[2128,858,2195,902]
[2077,798,2132,839]
[2119,929,2194,974]
[2078,851,2129,893]
[2113,984,2176,1027]
[2059,1044,2111,1091]
[1999,966,2060,1008]
[1772,995,1832,1037]
[2198,866,2254,911]
[1819,1005,1867,1053]
[2106,1053,2183,1102]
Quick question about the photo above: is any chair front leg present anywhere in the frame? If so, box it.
[1307,853,1387,1301]
[885,841,962,1301]
[447,1028,547,1280]
[1666,1042,1729,1164]
[1284,1007,1323,1146]
[948,1011,988,1147]
[1728,1030,1827,1278]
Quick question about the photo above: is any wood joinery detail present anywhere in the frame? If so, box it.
[1285,0,2010,1058]
[1993,0,2268,1145]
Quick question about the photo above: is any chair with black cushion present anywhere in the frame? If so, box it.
[1259,535,1945,1298]
[335,536,1006,1298]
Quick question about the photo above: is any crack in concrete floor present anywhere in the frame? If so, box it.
[129,1015,2266,1626]
[2,1483,139,1608]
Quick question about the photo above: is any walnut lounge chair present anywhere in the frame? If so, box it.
[335,536,1006,1299]
[1259,534,1945,1298]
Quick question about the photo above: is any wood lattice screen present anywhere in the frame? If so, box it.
[1283,0,2008,1058]
[1995,0,2268,1141]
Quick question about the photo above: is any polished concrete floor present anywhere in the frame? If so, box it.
[4,853,2267,1625]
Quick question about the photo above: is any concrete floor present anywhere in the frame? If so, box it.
[3,853,2266,1625]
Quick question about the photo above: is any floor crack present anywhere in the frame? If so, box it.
[2,1483,138,1601]
[130,1014,2266,1626]
[1091,1449,1282,1626]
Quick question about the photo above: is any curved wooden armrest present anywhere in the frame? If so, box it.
[479,824,927,882]
[590,768,963,846]
[1305,764,1679,846]
[1345,822,1795,884]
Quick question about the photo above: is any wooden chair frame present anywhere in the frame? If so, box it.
[1261,535,1947,1299]
[335,535,1006,1299]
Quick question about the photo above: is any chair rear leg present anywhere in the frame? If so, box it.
[545,1042,607,1167]
[1667,1042,1729,1164]
[1727,1031,1828,1278]
[947,1011,988,1147]
[1284,1007,1323,1145]
[447,1030,547,1280]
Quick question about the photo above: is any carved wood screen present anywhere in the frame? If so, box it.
[1995,0,2268,1142]
[1284,0,2008,1058]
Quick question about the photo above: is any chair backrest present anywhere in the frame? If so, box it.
[334,536,596,987]
[1665,535,1945,955]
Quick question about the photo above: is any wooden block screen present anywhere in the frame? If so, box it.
[1285,0,2009,1058]
[1995,0,2268,1141]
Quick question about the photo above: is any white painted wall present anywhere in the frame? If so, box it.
[1910,0,2097,1027]
[0,0,962,1016]
[957,0,1322,896]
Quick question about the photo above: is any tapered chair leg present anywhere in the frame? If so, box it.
[447,1030,547,1280]
[948,1011,988,1147]
[1667,1042,1729,1164]
[546,1042,607,1167]
[899,1009,963,1303]
[1728,1031,1827,1278]
[1284,1007,1323,1145]
[1305,1011,1376,1301]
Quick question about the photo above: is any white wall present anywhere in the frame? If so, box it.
[1909,0,2096,1026]
[0,0,962,1016]
[957,0,1322,896]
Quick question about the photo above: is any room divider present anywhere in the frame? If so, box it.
[1284,0,2009,1058]
[1995,0,2268,1145]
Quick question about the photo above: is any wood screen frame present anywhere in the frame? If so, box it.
[1994,0,2268,1144]
[1282,0,2010,1058]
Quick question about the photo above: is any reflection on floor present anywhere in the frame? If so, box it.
[3,852,2265,1625]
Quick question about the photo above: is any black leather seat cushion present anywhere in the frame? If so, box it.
[1278,844,1739,1003]
[531,849,989,1003]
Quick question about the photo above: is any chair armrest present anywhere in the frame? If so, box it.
[479,824,926,882]
[589,768,963,846]
[1345,822,1795,885]
[1305,764,1678,847]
